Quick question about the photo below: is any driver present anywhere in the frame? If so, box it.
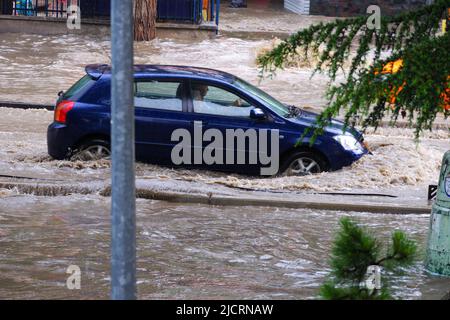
[192,84,209,101]
[192,83,242,107]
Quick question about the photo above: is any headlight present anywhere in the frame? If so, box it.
[333,134,365,153]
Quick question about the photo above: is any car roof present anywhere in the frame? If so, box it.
[85,64,236,83]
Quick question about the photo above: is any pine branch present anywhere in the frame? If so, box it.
[320,218,418,300]
[258,0,450,139]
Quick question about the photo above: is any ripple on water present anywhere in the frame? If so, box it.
[1,195,448,299]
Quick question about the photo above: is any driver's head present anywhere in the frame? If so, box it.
[192,84,208,101]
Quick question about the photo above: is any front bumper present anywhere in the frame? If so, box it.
[321,138,369,171]
[341,148,368,167]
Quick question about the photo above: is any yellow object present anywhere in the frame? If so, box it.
[202,0,210,21]
[442,19,447,34]
[380,59,403,75]
[376,59,449,112]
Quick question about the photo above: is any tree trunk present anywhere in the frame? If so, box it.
[134,0,156,41]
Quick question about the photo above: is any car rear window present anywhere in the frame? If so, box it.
[134,81,183,112]
[63,75,95,100]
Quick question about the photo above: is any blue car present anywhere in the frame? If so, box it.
[47,64,368,176]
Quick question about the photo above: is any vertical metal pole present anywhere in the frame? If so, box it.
[110,0,136,300]
[216,0,220,34]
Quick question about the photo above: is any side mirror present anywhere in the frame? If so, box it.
[250,108,266,120]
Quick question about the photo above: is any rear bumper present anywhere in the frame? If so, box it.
[47,122,74,159]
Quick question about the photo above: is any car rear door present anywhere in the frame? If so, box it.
[134,78,190,164]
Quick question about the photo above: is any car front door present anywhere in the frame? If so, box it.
[182,81,278,175]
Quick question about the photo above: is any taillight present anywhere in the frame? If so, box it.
[54,100,74,123]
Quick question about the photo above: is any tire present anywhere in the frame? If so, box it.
[280,151,328,176]
[71,139,111,161]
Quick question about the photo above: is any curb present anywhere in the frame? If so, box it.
[132,189,431,214]
[0,181,98,196]
[220,30,291,40]
[1,180,431,214]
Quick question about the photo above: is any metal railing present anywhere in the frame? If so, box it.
[206,0,220,27]
[156,0,220,25]
[9,0,78,18]
[2,0,220,27]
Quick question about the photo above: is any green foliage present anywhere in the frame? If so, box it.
[330,217,380,282]
[258,0,450,140]
[320,217,417,300]
[382,230,418,269]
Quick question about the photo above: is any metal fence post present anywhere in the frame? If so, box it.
[110,0,136,300]
[216,0,220,34]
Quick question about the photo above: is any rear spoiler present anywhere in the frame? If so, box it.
[85,64,110,80]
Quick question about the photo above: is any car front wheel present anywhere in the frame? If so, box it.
[281,151,328,176]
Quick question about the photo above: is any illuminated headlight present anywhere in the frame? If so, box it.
[333,134,365,153]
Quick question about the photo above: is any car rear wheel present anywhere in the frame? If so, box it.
[281,151,328,176]
[72,139,110,161]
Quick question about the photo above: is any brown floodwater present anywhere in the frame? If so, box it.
[0,192,449,300]
[0,32,449,300]
[0,32,448,194]
[0,32,331,108]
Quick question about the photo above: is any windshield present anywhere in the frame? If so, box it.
[233,78,290,117]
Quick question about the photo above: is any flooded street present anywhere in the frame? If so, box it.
[0,33,448,195]
[0,30,449,300]
[1,193,450,300]
[0,107,447,196]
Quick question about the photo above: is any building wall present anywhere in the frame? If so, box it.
[309,0,430,17]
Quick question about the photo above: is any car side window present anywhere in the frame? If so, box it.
[191,83,253,117]
[134,81,183,112]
